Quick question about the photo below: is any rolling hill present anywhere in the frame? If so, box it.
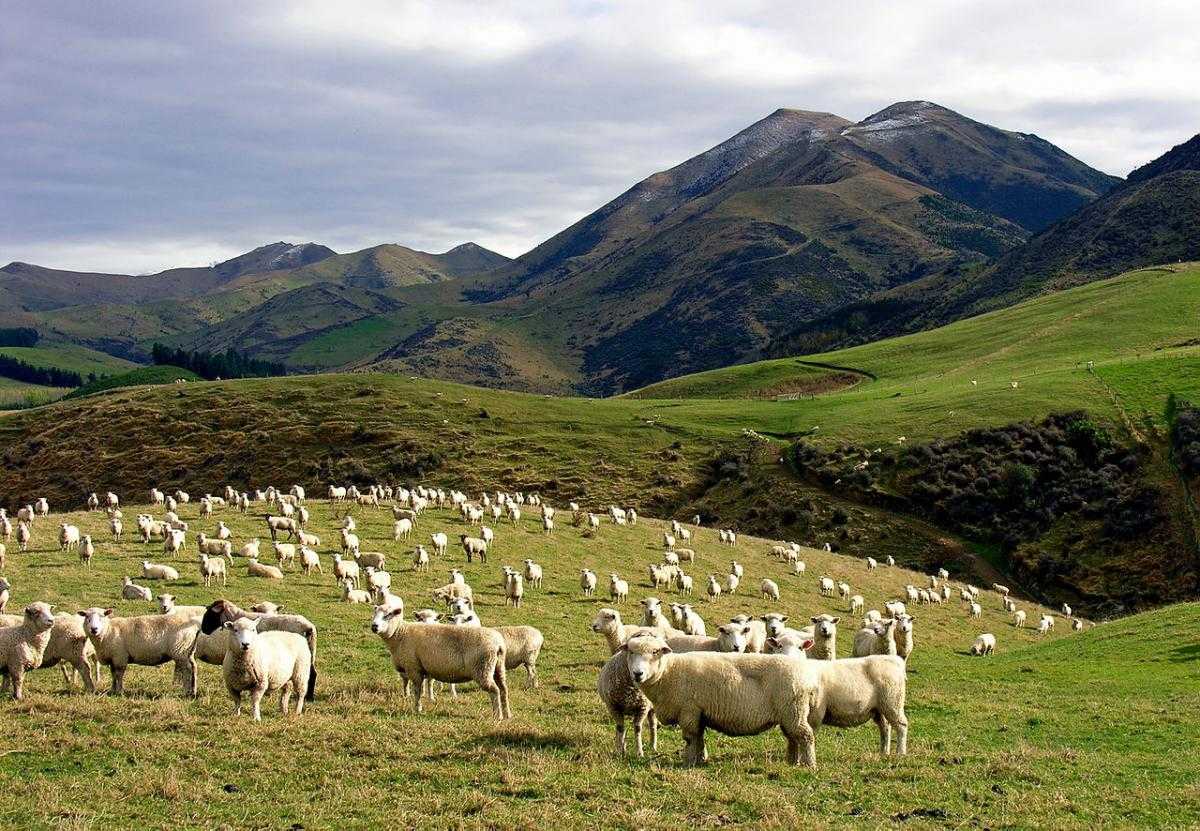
[2,263,1197,613]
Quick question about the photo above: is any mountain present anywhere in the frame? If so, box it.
[0,241,337,312]
[453,102,1113,393]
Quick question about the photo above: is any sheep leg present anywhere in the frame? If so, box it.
[250,685,266,722]
[615,715,628,756]
[9,665,25,701]
[279,685,291,716]
[875,711,891,754]
[525,661,537,689]
[60,662,76,690]
[230,688,242,715]
[649,710,658,751]
[412,673,426,713]
[890,709,909,756]
[497,663,511,719]
[74,657,96,693]
[109,664,126,696]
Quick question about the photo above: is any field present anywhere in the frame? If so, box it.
[0,497,1195,829]
[0,377,72,410]
[62,366,202,400]
[0,344,137,378]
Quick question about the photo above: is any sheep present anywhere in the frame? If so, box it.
[356,551,386,570]
[460,534,488,563]
[393,518,414,542]
[819,577,835,597]
[110,517,123,541]
[792,560,806,575]
[619,633,817,766]
[609,574,629,604]
[411,545,430,572]
[580,569,598,596]
[852,618,900,658]
[992,583,1010,597]
[216,521,232,541]
[1062,603,1073,618]
[522,559,543,589]
[0,578,9,614]
[369,607,510,718]
[673,548,695,563]
[198,552,228,588]
[300,546,322,575]
[648,563,673,590]
[16,522,30,552]
[250,601,283,614]
[679,604,706,637]
[0,602,57,699]
[195,600,317,700]
[494,625,544,689]
[142,560,180,581]
[1072,618,1084,631]
[77,607,201,696]
[504,572,525,608]
[247,557,285,580]
[761,579,781,602]
[969,633,996,656]
[432,582,474,606]
[273,541,297,570]
[79,534,96,566]
[365,567,391,593]
[0,610,99,694]
[598,650,658,756]
[240,539,261,559]
[590,608,647,654]
[221,617,311,721]
[59,523,81,552]
[809,615,839,660]
[706,575,722,602]
[725,572,740,595]
[374,588,404,616]
[332,553,360,587]
[676,573,694,595]
[763,632,815,657]
[121,576,153,602]
[727,615,769,653]
[34,498,49,517]
[297,530,320,548]
[342,578,373,604]
[638,597,676,634]
[1037,616,1053,635]
[430,532,449,557]
[198,533,234,564]
[838,582,852,601]
[968,602,982,618]
[267,516,299,542]
[866,557,877,570]
[1013,609,1027,628]
[157,594,205,616]
[163,528,186,556]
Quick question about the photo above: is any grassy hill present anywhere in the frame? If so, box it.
[0,344,137,377]
[0,376,71,410]
[63,365,202,400]
[1,497,1194,828]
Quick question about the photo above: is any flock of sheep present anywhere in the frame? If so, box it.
[0,482,1083,768]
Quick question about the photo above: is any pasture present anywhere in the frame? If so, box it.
[0,495,1196,828]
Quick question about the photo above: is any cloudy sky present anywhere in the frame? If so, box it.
[3,1,1198,274]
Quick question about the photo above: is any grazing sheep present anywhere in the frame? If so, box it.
[0,579,9,614]
[761,579,781,602]
[247,557,285,581]
[0,602,57,699]
[59,523,81,552]
[619,634,817,767]
[809,615,839,660]
[598,650,657,756]
[676,573,694,595]
[163,528,186,555]
[369,608,510,718]
[792,560,806,576]
[1013,610,1027,628]
[393,518,414,542]
[968,602,982,618]
[142,560,179,581]
[411,545,430,572]
[1038,615,1054,635]
[198,552,228,587]
[609,574,629,604]
[724,572,740,595]
[819,577,835,597]
[356,551,386,570]
[266,516,299,542]
[673,548,695,564]
[221,618,311,721]
[430,532,449,557]
[580,569,598,596]
[273,542,297,570]
[992,583,1010,597]
[299,546,322,575]
[460,534,488,564]
[77,607,201,696]
[970,633,996,656]
[332,553,360,587]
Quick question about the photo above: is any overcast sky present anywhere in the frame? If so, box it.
[3,1,1197,274]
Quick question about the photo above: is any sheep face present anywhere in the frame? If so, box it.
[223,617,262,652]
[621,634,671,685]
[591,608,621,634]
[157,595,175,613]
[765,635,812,657]
[761,613,788,637]
[370,606,402,634]
[24,602,55,630]
[78,607,115,637]
[811,615,839,638]
[716,624,750,653]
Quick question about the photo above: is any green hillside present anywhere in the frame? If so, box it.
[0,376,71,409]
[0,343,137,377]
[0,497,1194,828]
[63,365,202,400]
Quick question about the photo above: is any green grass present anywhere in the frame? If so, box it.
[0,377,72,410]
[63,366,202,400]
[626,358,859,400]
[0,344,136,378]
[3,498,1193,829]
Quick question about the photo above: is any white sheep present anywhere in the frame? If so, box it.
[850,595,865,615]
[248,557,285,580]
[77,607,201,696]
[0,602,57,700]
[598,650,657,756]
[80,534,96,566]
[0,578,9,614]
[819,577,835,597]
[430,532,449,557]
[968,602,982,618]
[342,579,373,604]
[59,523,81,552]
[198,552,228,587]
[522,559,543,589]
[412,545,430,572]
[221,617,311,721]
[761,579,781,601]
[142,560,179,581]
[1013,609,1027,628]
[725,572,740,595]
[299,546,322,575]
[970,633,996,656]
[609,574,629,604]
[809,615,839,660]
[580,569,598,596]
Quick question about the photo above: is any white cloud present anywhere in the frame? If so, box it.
[2,1,1198,273]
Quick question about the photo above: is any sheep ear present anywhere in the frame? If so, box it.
[658,645,672,655]
[615,642,629,653]
[779,615,788,622]
[830,617,840,624]
[104,608,114,617]
[741,626,751,636]
[801,639,814,651]
[77,611,88,617]
[765,637,779,648]
[222,621,234,630]
[810,616,821,623]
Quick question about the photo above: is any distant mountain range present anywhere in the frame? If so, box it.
[2,100,1193,392]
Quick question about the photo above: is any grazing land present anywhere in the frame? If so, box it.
[0,497,1194,829]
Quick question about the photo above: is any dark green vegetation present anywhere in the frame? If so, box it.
[0,327,39,347]
[0,353,83,388]
[149,344,286,381]
[3,498,1197,829]
[63,365,202,400]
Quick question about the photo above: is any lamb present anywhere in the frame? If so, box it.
[247,557,285,580]
[504,572,524,608]
[706,575,722,602]
[412,545,430,572]
[619,633,817,766]
[0,578,9,613]
[866,557,877,570]
[676,573,694,595]
[300,546,322,575]
[0,602,57,699]
[460,534,488,563]
[430,532,449,557]
[332,553,360,587]
[1013,610,1027,628]
[819,577,835,597]
[1062,603,1073,618]
[0,610,99,693]
[432,582,474,606]
[1072,618,1084,631]
[838,582,852,601]
[59,523,81,552]
[342,578,373,604]
[110,517,123,540]
[809,615,839,660]
[369,607,510,718]
[157,594,205,616]
[121,576,153,602]
[77,607,201,695]
[273,541,297,570]
[580,569,598,596]
[142,560,179,581]
[198,552,228,587]
[522,559,543,589]
[761,579,781,602]
[725,572,740,595]
[609,574,629,604]
[850,595,865,615]
[221,618,311,721]
[597,649,658,756]
[970,633,996,656]
[80,534,96,566]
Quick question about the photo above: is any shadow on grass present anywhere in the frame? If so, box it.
[463,727,581,752]
[1167,642,1200,663]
